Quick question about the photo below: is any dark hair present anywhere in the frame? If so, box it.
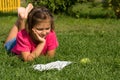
[25,6,54,34]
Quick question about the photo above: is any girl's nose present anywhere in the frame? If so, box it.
[41,30,47,36]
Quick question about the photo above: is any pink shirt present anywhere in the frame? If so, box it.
[12,29,59,55]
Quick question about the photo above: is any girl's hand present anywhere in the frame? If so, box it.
[32,29,45,43]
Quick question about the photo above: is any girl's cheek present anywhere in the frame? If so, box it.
[47,31,50,35]
[36,30,42,34]
[47,29,51,34]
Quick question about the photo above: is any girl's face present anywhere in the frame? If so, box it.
[32,21,51,40]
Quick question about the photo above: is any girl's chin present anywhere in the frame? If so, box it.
[43,36,46,38]
[41,36,46,39]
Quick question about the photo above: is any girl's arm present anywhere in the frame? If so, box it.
[21,41,45,61]
[21,29,46,61]
[47,49,56,58]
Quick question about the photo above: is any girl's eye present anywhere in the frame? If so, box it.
[46,28,50,30]
[36,27,50,31]
[37,28,43,31]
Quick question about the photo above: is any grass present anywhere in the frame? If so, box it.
[0,13,120,80]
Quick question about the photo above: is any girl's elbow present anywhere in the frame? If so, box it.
[23,58,34,62]
[23,55,34,62]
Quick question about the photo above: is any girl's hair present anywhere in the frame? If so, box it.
[25,6,54,34]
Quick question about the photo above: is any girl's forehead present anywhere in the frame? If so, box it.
[33,18,52,27]
[35,21,51,28]
[39,20,51,25]
[39,18,51,24]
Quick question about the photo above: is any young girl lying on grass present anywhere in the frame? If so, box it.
[4,3,59,61]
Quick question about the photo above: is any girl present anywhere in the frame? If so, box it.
[4,4,59,61]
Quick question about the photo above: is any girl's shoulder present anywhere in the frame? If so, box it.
[17,29,30,41]
[46,30,57,39]
[17,29,29,37]
[48,30,56,36]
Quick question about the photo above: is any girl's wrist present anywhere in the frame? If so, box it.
[38,40,46,45]
[39,39,46,43]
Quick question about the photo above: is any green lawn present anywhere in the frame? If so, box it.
[0,14,120,80]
